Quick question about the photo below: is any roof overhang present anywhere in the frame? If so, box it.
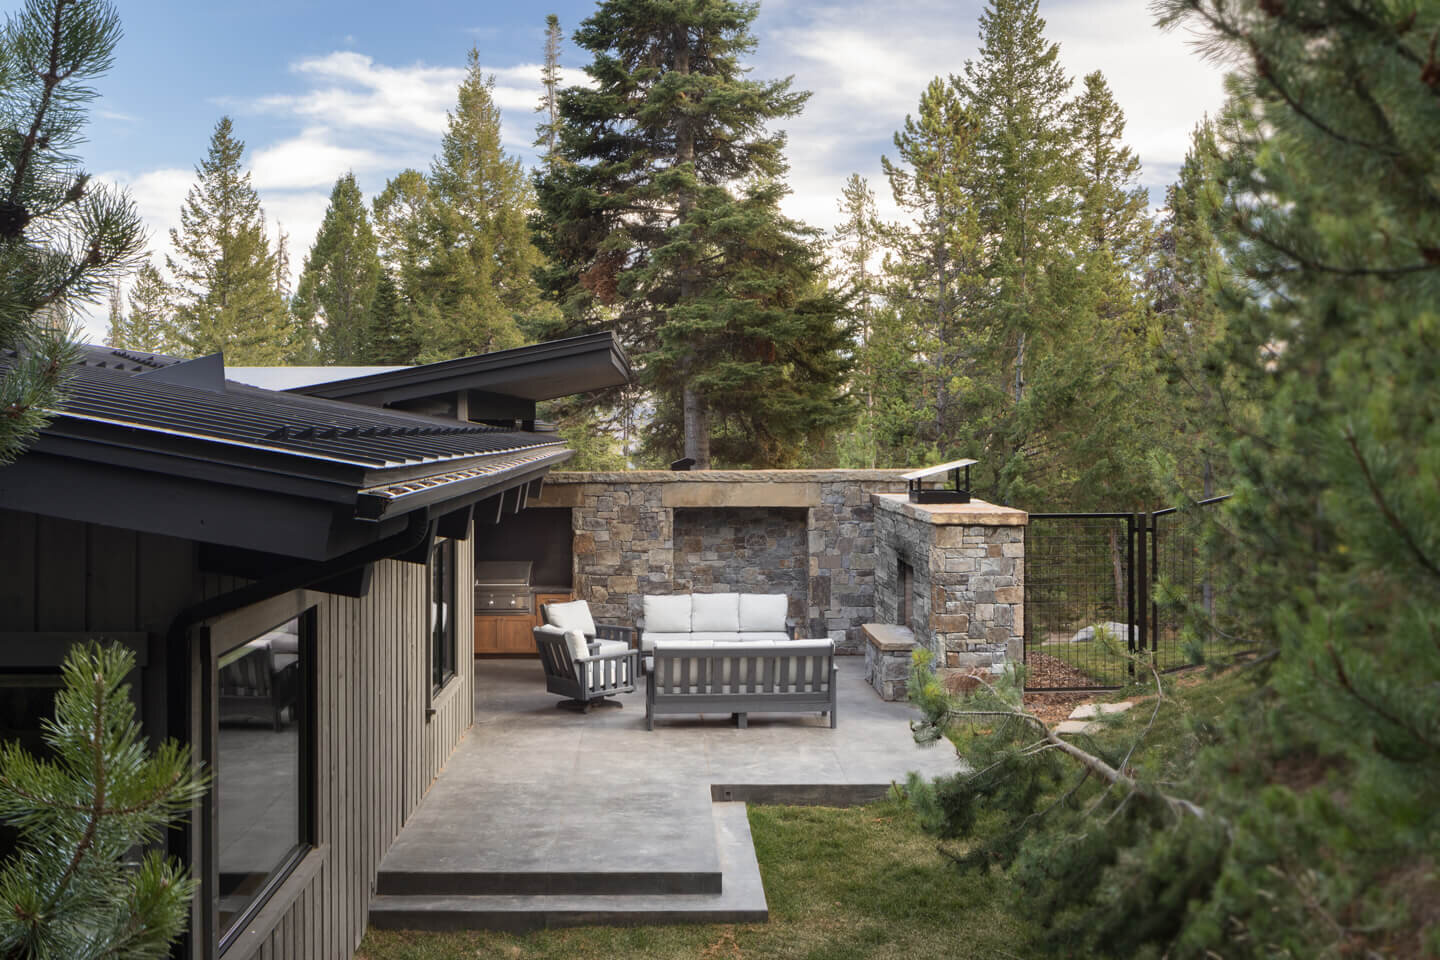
[288,332,631,408]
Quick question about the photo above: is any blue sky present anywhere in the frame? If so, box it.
[78,0,1228,338]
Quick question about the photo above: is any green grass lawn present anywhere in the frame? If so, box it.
[358,800,1026,960]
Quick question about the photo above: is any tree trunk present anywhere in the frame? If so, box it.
[672,28,709,468]
[683,385,710,468]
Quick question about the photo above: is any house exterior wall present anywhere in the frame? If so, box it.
[0,507,475,960]
[532,470,909,652]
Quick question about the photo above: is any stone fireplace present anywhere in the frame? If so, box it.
[867,495,1027,697]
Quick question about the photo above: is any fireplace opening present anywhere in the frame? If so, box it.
[898,557,914,630]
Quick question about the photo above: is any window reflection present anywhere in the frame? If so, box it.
[431,539,455,692]
[0,672,62,861]
[215,615,306,939]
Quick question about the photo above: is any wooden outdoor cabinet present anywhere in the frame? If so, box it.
[473,590,573,656]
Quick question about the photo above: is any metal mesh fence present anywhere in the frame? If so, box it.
[1023,499,1240,691]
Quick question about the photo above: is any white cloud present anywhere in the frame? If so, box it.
[250,131,387,191]
[760,0,1228,235]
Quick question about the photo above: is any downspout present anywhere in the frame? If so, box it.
[163,507,431,956]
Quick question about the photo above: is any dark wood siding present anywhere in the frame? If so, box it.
[0,509,476,960]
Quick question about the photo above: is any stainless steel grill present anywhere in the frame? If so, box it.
[474,561,533,614]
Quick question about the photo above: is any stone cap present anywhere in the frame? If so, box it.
[863,623,917,652]
[546,469,910,484]
[872,493,1028,526]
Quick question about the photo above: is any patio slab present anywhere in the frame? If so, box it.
[370,656,963,929]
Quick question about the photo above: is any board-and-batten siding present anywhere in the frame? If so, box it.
[0,508,476,960]
[233,546,476,960]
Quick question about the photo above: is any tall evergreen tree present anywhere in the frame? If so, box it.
[954,0,1074,415]
[0,0,145,464]
[832,173,885,468]
[535,14,563,166]
[1071,70,1149,262]
[102,281,126,348]
[409,50,549,359]
[166,117,293,364]
[294,172,383,364]
[366,272,414,364]
[536,0,854,467]
[876,78,994,472]
[123,260,177,356]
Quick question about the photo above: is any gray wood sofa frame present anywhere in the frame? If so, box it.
[646,640,838,730]
[533,626,639,712]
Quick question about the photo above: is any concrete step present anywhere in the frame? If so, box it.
[368,803,768,932]
[375,779,722,897]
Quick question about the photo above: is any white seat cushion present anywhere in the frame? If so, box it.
[643,595,692,634]
[545,600,597,637]
[738,631,790,642]
[690,631,743,642]
[640,631,690,653]
[691,593,740,632]
[739,594,788,633]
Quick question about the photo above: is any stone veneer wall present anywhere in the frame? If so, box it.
[873,495,1027,672]
[673,507,809,621]
[531,470,910,653]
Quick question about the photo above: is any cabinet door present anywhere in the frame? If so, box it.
[473,616,498,655]
[534,592,574,624]
[497,617,536,654]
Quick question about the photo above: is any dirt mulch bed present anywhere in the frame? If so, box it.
[1023,651,1106,725]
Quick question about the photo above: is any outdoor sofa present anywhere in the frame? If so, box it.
[646,638,838,730]
[638,592,795,672]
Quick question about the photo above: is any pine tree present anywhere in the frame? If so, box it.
[366,272,414,364]
[832,174,885,468]
[103,281,126,348]
[166,117,293,364]
[294,172,383,364]
[1071,71,1149,263]
[0,643,206,958]
[370,169,430,363]
[0,0,146,464]
[954,0,1074,414]
[406,50,552,359]
[535,0,854,467]
[124,260,177,355]
[876,78,995,474]
[535,14,563,166]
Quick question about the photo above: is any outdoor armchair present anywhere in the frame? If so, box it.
[533,624,638,711]
[539,599,637,649]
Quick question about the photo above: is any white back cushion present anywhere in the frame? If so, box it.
[691,593,740,632]
[545,600,596,637]
[644,594,692,633]
[739,594,789,633]
[563,628,590,663]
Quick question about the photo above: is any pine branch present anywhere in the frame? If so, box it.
[1343,427,1440,584]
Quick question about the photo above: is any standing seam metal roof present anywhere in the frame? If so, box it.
[13,347,564,469]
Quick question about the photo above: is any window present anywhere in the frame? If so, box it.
[214,612,312,951]
[0,672,62,861]
[430,538,457,694]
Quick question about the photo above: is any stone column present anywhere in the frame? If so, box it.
[872,495,1027,674]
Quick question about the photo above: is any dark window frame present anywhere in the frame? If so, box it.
[200,598,318,957]
[429,537,458,702]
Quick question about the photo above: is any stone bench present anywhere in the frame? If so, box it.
[862,623,916,701]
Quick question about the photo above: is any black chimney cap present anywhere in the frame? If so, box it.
[670,457,696,471]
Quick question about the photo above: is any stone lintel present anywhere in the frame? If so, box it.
[662,481,820,509]
[871,493,1028,526]
[863,623,917,652]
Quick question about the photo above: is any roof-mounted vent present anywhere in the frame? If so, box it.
[134,352,227,393]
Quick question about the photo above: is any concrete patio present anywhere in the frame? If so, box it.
[367,656,963,931]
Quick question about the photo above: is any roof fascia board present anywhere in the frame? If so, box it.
[293,333,630,404]
[355,450,573,520]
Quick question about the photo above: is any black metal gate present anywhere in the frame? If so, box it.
[1022,498,1230,691]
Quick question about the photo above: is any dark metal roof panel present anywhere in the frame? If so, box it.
[12,347,563,469]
